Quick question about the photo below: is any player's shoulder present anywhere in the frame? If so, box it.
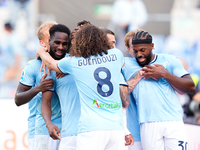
[27,58,42,66]
[157,53,176,59]
[124,57,137,65]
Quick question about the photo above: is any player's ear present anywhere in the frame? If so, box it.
[151,43,154,50]
[39,40,45,47]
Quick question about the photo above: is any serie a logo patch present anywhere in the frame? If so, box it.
[21,71,25,80]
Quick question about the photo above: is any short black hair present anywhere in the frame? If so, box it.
[132,30,152,41]
[49,24,71,39]
[77,20,91,27]
[101,28,115,36]
[5,22,13,30]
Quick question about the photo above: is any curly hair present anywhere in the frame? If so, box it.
[70,25,112,58]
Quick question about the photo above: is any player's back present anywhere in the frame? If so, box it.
[58,48,125,134]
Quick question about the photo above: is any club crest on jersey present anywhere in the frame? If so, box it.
[91,100,120,109]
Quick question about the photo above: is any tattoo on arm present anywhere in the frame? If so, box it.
[127,71,142,94]
[120,85,129,108]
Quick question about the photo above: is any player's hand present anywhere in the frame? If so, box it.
[36,47,46,58]
[55,72,66,79]
[37,73,54,92]
[125,134,134,146]
[40,61,52,75]
[46,122,61,140]
[142,64,166,80]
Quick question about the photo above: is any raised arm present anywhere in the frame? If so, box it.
[36,48,61,73]
[15,74,54,106]
[41,91,61,140]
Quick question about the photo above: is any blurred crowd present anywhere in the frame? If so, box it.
[0,0,200,125]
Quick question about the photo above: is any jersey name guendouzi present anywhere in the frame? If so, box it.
[78,54,117,66]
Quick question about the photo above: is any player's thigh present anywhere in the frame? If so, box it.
[140,122,164,150]
[128,141,143,150]
[34,135,59,150]
[105,130,124,150]
[34,135,49,150]
[164,121,188,150]
[28,137,35,150]
[76,130,107,150]
[48,137,60,150]
[59,136,77,150]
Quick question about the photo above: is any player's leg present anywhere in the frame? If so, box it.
[34,135,60,150]
[48,137,60,150]
[128,141,143,150]
[59,135,77,150]
[164,121,188,150]
[140,122,164,150]
[34,135,49,150]
[104,130,124,150]
[76,130,107,150]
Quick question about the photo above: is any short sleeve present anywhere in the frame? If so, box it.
[170,56,189,77]
[20,61,36,86]
[45,71,56,91]
[119,73,128,86]
[57,57,72,74]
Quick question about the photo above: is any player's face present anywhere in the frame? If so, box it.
[49,31,69,60]
[128,38,134,57]
[107,33,116,48]
[133,43,154,67]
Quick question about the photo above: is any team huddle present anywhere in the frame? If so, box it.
[15,20,195,150]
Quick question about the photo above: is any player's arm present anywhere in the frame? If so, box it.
[36,48,61,73]
[120,85,129,108]
[15,74,54,106]
[126,70,143,94]
[41,91,61,140]
[142,64,195,94]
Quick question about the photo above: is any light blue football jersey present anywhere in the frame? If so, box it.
[122,54,189,124]
[20,59,61,136]
[53,74,80,138]
[126,94,141,142]
[57,48,125,133]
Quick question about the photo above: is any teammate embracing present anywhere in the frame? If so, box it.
[37,24,129,150]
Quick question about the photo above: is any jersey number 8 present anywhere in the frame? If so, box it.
[94,67,113,97]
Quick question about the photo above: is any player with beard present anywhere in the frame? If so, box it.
[14,21,60,150]
[122,30,195,150]
[41,24,81,150]
[15,23,72,150]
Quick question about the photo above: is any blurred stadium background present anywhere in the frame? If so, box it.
[0,0,200,149]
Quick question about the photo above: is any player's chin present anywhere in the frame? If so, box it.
[55,54,65,60]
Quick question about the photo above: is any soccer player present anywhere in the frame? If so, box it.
[123,30,143,150]
[102,28,116,48]
[14,21,62,150]
[122,30,195,150]
[41,24,80,150]
[37,25,129,150]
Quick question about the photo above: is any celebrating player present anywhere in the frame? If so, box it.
[122,30,195,150]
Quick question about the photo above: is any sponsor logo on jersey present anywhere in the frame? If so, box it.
[91,100,120,109]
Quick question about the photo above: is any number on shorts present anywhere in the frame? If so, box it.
[178,141,188,150]
[94,67,113,97]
